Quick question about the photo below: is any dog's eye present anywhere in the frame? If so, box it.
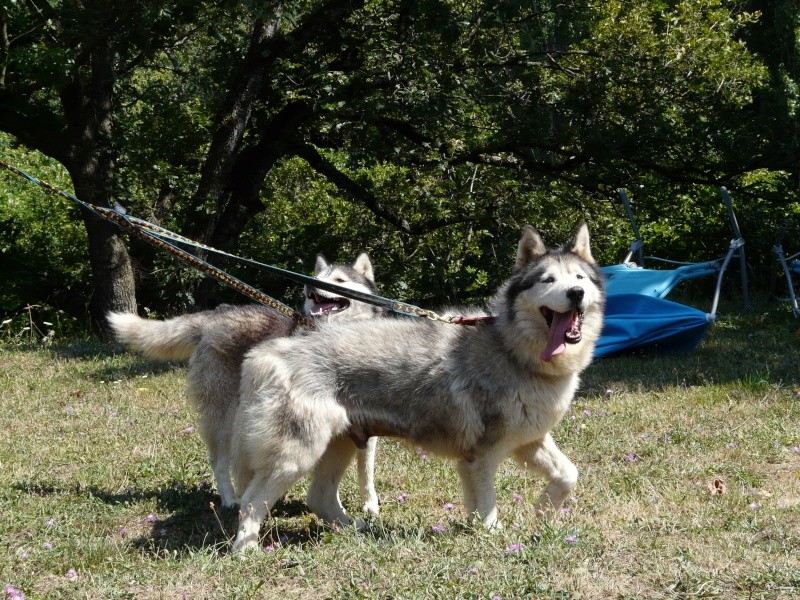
[334,277,346,283]
[576,274,584,280]
[541,275,555,284]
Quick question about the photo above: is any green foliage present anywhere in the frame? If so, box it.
[1,1,799,322]
[536,0,768,182]
[0,135,89,335]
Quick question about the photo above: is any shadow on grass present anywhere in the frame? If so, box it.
[87,358,179,383]
[47,339,182,381]
[582,304,800,394]
[114,482,327,556]
[50,339,117,359]
[11,478,335,556]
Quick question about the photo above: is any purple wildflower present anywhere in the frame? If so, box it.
[5,585,26,600]
[432,524,445,533]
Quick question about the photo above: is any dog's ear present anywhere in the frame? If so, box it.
[314,254,330,276]
[514,225,547,272]
[352,252,375,282]
[566,222,594,264]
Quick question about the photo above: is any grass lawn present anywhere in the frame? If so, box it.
[1,299,799,599]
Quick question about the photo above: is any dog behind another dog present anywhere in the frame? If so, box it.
[109,253,383,511]
[231,223,605,552]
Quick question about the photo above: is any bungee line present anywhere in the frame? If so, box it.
[0,158,301,320]
[0,159,490,325]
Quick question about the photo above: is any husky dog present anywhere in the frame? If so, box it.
[108,253,383,511]
[231,224,605,552]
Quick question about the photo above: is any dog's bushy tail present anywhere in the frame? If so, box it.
[107,312,205,361]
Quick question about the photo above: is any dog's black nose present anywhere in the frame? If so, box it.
[567,287,584,304]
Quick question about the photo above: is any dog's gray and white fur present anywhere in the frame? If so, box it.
[230,224,605,552]
[108,253,383,511]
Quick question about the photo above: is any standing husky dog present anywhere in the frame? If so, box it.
[108,253,383,511]
[231,224,604,552]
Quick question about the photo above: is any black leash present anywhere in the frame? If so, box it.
[0,159,301,320]
[0,159,492,325]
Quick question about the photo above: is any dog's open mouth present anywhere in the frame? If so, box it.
[539,307,584,362]
[307,291,351,317]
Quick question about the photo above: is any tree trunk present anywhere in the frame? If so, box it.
[184,13,283,245]
[184,2,365,307]
[61,26,136,335]
[80,209,137,332]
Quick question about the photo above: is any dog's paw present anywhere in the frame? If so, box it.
[330,516,367,532]
[487,520,504,532]
[482,516,503,532]
[361,499,380,516]
[231,530,262,554]
[231,539,259,554]
[220,497,240,509]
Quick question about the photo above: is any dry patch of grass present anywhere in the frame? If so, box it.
[1,305,799,598]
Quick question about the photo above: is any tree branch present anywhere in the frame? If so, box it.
[0,100,68,161]
[293,142,474,234]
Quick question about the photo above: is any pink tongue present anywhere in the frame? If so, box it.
[310,302,338,316]
[540,311,573,362]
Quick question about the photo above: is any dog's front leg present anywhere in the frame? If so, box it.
[456,453,504,531]
[513,433,578,516]
[357,437,380,515]
[207,441,238,508]
[232,475,273,553]
[233,469,299,553]
[306,434,360,525]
